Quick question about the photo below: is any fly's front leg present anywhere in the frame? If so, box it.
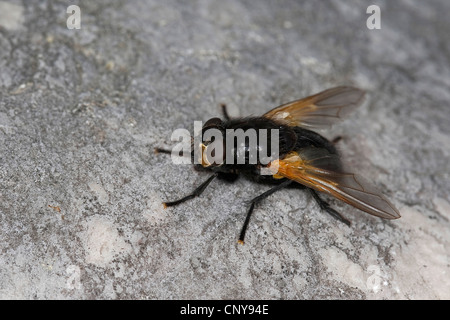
[163,173,218,208]
[154,147,172,154]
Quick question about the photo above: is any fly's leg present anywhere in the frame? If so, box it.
[238,179,292,244]
[308,188,351,226]
[163,173,218,208]
[154,148,172,154]
[331,136,342,144]
[220,103,231,121]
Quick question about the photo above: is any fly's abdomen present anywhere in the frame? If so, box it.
[292,127,339,155]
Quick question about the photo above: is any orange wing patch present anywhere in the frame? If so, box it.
[268,150,400,220]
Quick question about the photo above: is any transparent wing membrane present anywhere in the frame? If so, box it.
[263,87,366,129]
[270,148,400,219]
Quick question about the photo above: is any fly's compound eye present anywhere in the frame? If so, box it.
[203,117,222,130]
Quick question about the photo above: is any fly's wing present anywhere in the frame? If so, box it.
[263,87,366,129]
[269,148,400,219]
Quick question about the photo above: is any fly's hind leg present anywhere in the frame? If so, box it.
[308,188,351,226]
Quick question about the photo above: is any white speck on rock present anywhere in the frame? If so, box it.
[88,181,109,205]
[0,1,24,31]
[144,195,167,225]
[81,215,132,267]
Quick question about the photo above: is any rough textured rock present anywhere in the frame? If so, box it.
[0,0,449,299]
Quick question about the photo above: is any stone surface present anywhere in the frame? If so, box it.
[0,0,449,299]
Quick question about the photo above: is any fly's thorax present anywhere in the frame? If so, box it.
[196,117,297,169]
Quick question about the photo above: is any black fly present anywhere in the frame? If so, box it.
[156,87,400,244]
